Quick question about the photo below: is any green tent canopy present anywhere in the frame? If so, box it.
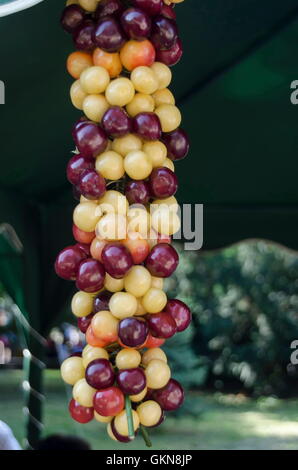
[0,0,298,447]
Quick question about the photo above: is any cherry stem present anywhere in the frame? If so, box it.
[125,395,135,440]
[140,425,152,448]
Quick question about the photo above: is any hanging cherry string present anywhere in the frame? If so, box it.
[57,0,190,445]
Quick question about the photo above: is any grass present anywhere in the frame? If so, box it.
[1,369,298,450]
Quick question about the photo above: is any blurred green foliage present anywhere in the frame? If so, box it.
[164,241,298,398]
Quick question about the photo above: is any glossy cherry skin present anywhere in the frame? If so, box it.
[78,313,95,334]
[151,16,178,50]
[160,4,176,20]
[102,243,133,279]
[118,317,149,348]
[145,243,179,278]
[117,368,146,395]
[95,0,124,19]
[152,378,184,411]
[73,20,95,51]
[125,179,150,205]
[121,8,151,41]
[67,154,95,186]
[155,38,183,66]
[149,167,178,199]
[78,169,106,200]
[93,16,126,53]
[147,311,177,338]
[76,258,106,293]
[73,224,95,244]
[72,121,108,159]
[132,0,163,16]
[61,5,85,33]
[102,106,132,138]
[76,243,91,257]
[93,386,125,416]
[147,410,165,428]
[162,128,190,161]
[133,112,162,141]
[144,333,165,348]
[165,299,192,332]
[86,358,115,389]
[55,245,87,280]
[111,419,132,442]
[93,291,113,313]
[69,399,93,424]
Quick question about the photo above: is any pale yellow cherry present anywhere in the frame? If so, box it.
[83,94,109,122]
[114,410,140,436]
[142,348,167,366]
[80,66,110,94]
[96,150,124,181]
[82,346,109,368]
[61,357,85,385]
[107,422,117,441]
[109,292,138,319]
[137,401,162,427]
[152,196,179,212]
[94,412,112,423]
[71,291,93,318]
[155,104,182,133]
[135,299,147,316]
[66,0,79,5]
[124,150,152,180]
[151,205,181,236]
[142,288,167,314]
[143,141,167,168]
[126,93,155,117]
[116,348,141,370]
[99,190,128,215]
[152,88,175,106]
[131,66,158,94]
[73,202,102,232]
[163,157,175,171]
[73,378,96,407]
[151,276,164,290]
[82,344,93,357]
[124,265,152,298]
[96,213,127,240]
[112,133,142,156]
[104,273,124,293]
[91,310,119,341]
[145,359,171,389]
[151,62,172,90]
[70,80,87,110]
[105,77,135,107]
[78,0,98,11]
[127,207,151,237]
[130,388,147,403]
[80,195,99,204]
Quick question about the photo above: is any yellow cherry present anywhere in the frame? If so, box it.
[104,273,124,293]
[71,291,93,318]
[137,401,162,427]
[145,359,171,389]
[107,423,117,441]
[96,150,124,181]
[151,276,164,290]
[151,62,172,90]
[116,348,141,370]
[130,388,147,403]
[143,141,167,168]
[70,80,87,110]
[105,77,135,107]
[127,207,151,237]
[131,66,158,94]
[94,412,112,423]
[114,410,140,436]
[142,288,167,314]
[163,157,175,171]
[124,266,152,298]
[152,88,175,106]
[135,299,147,316]
[109,292,138,319]
[72,378,96,407]
[155,104,182,133]
[80,66,110,94]
[96,213,127,240]
[99,190,128,215]
[151,206,181,236]
[73,202,102,232]
[78,0,98,11]
[126,93,155,117]
[91,310,119,342]
[112,133,143,156]
[82,346,109,368]
[61,357,85,385]
[82,94,109,122]
[152,196,179,212]
[142,348,167,366]
[124,150,152,180]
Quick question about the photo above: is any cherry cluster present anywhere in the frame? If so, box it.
[57,0,190,445]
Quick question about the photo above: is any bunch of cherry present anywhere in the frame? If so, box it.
[57,0,190,445]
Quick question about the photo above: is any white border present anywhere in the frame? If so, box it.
[0,0,44,17]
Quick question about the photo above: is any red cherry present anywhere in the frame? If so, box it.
[73,224,95,244]
[69,399,94,424]
[93,386,125,416]
[143,333,165,348]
